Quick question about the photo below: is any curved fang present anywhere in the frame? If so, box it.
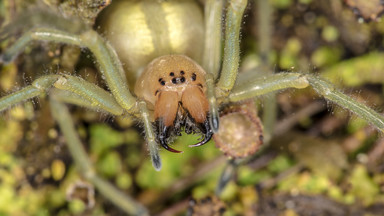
[156,118,183,153]
[159,135,183,153]
[189,118,213,147]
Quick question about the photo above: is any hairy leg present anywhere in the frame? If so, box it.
[0,74,123,115]
[203,0,224,133]
[216,0,248,95]
[1,25,136,112]
[138,101,162,171]
[49,95,149,216]
[228,72,384,131]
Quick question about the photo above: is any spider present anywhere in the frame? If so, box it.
[1,0,384,215]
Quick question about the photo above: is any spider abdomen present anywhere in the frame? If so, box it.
[98,0,204,88]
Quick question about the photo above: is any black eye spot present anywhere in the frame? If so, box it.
[192,73,197,81]
[159,78,166,86]
[180,77,185,83]
[170,72,175,76]
[180,70,185,75]
[172,78,177,84]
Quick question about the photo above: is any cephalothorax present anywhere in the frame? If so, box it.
[135,55,212,153]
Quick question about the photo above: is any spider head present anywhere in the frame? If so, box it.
[135,55,213,153]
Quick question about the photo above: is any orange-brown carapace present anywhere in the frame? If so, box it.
[134,55,213,152]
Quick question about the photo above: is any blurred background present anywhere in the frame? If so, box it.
[0,0,384,215]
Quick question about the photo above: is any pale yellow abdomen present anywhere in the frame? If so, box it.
[97,0,204,89]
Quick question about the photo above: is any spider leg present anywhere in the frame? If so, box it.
[0,25,137,113]
[228,72,384,132]
[138,101,162,170]
[189,118,213,148]
[203,0,224,133]
[201,0,248,134]
[203,0,223,80]
[216,0,248,95]
[0,74,148,215]
[49,96,149,216]
[205,73,220,133]
[0,74,124,115]
[228,73,309,102]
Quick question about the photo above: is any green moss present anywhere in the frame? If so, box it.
[267,155,294,174]
[68,199,86,214]
[348,165,380,205]
[90,124,125,156]
[238,167,271,185]
[322,53,384,87]
[116,172,132,190]
[279,38,302,69]
[96,151,122,178]
[321,25,339,42]
[311,46,341,67]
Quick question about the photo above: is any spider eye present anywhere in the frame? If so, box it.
[159,78,165,86]
[192,73,197,81]
[172,78,177,84]
[170,72,175,76]
[180,70,185,75]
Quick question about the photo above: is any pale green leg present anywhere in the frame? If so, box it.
[53,75,123,115]
[215,0,266,194]
[228,73,384,132]
[215,159,237,195]
[138,101,161,171]
[308,76,384,132]
[0,74,148,214]
[258,0,276,143]
[50,89,103,110]
[0,27,137,113]
[203,0,224,132]
[49,96,149,216]
[0,75,59,112]
[203,0,223,80]
[1,21,163,171]
[0,75,124,116]
[205,73,220,132]
[228,73,309,101]
[216,0,248,95]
